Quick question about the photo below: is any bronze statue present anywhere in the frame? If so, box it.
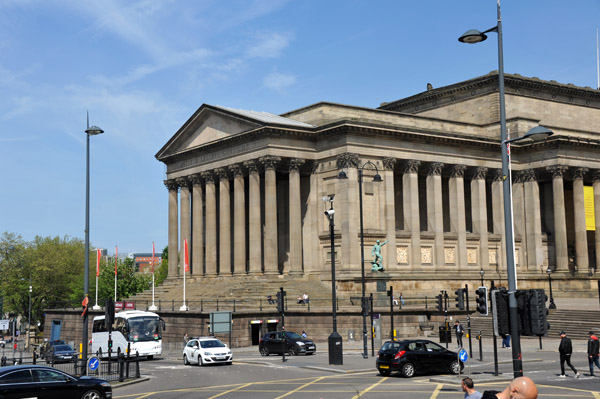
[371,239,388,271]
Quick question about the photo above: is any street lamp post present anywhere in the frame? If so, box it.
[324,195,343,365]
[27,275,31,351]
[83,120,104,373]
[338,161,382,359]
[546,267,557,309]
[479,268,485,287]
[459,1,553,378]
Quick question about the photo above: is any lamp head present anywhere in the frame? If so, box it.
[324,209,335,218]
[338,170,348,179]
[458,29,487,44]
[85,125,104,135]
[479,268,485,277]
[523,126,553,142]
[373,173,382,183]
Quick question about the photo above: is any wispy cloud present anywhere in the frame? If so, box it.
[246,32,292,59]
[263,71,296,93]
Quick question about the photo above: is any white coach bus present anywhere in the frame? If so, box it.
[91,310,166,359]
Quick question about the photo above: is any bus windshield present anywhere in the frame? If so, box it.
[127,316,162,342]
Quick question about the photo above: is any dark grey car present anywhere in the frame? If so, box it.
[259,331,316,356]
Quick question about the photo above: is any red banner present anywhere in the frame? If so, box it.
[152,242,155,274]
[184,239,189,273]
[96,249,100,277]
[115,246,118,276]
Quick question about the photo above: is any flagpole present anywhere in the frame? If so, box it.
[114,246,118,302]
[149,242,158,311]
[179,239,189,311]
[93,249,101,309]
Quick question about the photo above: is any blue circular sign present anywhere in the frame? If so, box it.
[88,356,100,371]
[459,349,468,362]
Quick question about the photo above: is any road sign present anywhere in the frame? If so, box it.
[0,320,8,330]
[88,356,100,371]
[459,349,468,362]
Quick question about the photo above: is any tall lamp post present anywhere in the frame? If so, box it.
[27,275,31,350]
[83,120,104,372]
[338,160,382,359]
[459,1,553,378]
[324,195,343,365]
[546,267,557,309]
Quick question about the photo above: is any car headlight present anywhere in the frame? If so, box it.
[204,352,211,356]
[296,342,305,346]
[100,382,111,387]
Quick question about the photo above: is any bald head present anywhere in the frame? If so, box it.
[500,376,537,399]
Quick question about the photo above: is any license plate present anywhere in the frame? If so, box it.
[308,346,315,349]
[217,356,226,360]
[379,365,389,369]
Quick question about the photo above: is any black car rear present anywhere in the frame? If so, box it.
[376,339,462,377]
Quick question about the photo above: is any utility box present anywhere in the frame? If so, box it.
[348,330,355,341]
[372,315,382,349]
[328,332,343,365]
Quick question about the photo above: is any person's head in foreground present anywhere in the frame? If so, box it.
[495,376,538,399]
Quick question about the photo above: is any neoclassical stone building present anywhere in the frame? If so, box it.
[156,72,600,295]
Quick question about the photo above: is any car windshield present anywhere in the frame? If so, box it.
[284,332,302,340]
[54,345,73,351]
[200,340,225,349]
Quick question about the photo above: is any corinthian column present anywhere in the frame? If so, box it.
[547,166,569,271]
[523,169,543,270]
[491,170,506,269]
[288,159,305,275]
[177,177,191,275]
[471,167,488,269]
[216,168,231,275]
[230,164,246,275]
[260,156,281,274]
[594,171,600,271]
[427,162,444,268]
[165,180,179,277]
[449,165,467,269]
[244,161,262,274]
[190,175,204,275]
[573,168,589,269]
[202,171,217,276]
[402,160,421,268]
[382,157,397,270]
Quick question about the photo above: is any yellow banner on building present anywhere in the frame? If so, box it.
[585,186,595,231]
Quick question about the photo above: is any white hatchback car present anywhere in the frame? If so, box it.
[183,337,233,366]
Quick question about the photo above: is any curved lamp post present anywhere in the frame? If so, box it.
[83,121,104,373]
[459,1,553,378]
[546,267,557,309]
[338,160,382,359]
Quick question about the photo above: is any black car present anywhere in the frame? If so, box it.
[46,344,77,364]
[376,339,463,377]
[259,331,316,356]
[40,340,67,359]
[0,365,111,399]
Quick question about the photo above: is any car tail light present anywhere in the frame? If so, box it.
[394,350,406,360]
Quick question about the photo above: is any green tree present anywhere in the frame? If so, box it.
[96,256,151,302]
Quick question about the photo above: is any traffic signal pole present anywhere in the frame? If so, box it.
[465,285,473,358]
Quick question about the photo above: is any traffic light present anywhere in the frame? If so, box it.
[475,286,488,315]
[528,289,550,336]
[454,289,465,310]
[277,288,286,313]
[435,293,443,312]
[491,289,510,336]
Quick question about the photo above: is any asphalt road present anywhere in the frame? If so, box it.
[111,341,600,399]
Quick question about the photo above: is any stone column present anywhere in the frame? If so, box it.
[512,172,526,268]
[261,156,280,274]
[594,171,600,271]
[231,164,246,275]
[303,162,321,275]
[471,167,488,269]
[573,168,589,269]
[216,168,231,275]
[383,158,397,270]
[427,162,445,268]
[523,169,544,270]
[165,180,179,277]
[288,159,305,275]
[547,166,569,271]
[402,160,421,267]
[202,171,217,276]
[177,177,191,274]
[491,170,506,269]
[337,153,360,272]
[190,175,204,276]
[449,165,467,269]
[244,161,262,274]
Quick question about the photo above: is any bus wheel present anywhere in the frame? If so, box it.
[147,355,154,360]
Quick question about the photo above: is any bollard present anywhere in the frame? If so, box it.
[478,330,483,362]
[107,348,111,374]
[135,351,140,378]
[125,344,130,379]
[118,353,125,382]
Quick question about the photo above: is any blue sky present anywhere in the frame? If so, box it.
[1,0,599,255]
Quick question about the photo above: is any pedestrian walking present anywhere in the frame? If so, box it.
[184,333,189,345]
[501,333,510,348]
[587,330,600,376]
[461,377,482,399]
[558,331,579,377]
[481,376,538,399]
[455,320,464,348]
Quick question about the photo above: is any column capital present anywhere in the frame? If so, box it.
[310,160,320,174]
[200,171,215,184]
[450,165,466,178]
[382,157,396,171]
[214,167,229,180]
[593,170,600,182]
[573,167,589,180]
[491,169,503,181]
[520,169,537,182]
[164,179,179,191]
[402,159,421,174]
[427,162,444,176]
[259,155,281,170]
[229,164,244,177]
[289,158,305,172]
[547,165,569,178]
[472,166,488,180]
[175,177,189,188]
[190,174,203,186]
[336,152,359,169]
[244,160,260,174]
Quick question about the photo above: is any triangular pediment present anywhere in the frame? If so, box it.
[156,104,263,160]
